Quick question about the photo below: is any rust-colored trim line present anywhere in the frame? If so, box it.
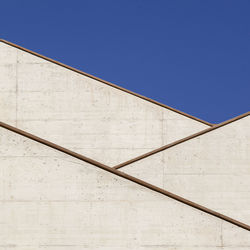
[0,121,249,231]
[114,111,250,169]
[0,39,212,126]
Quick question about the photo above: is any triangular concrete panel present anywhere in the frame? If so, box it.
[120,113,250,224]
[0,40,210,166]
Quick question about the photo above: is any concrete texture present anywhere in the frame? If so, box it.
[0,41,209,166]
[122,115,250,224]
[0,126,249,249]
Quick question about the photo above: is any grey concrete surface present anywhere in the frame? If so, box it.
[0,41,208,166]
[122,115,250,224]
[0,126,249,249]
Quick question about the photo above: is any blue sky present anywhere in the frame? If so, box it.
[0,0,249,123]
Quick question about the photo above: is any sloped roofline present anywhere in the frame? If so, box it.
[0,120,249,231]
[113,111,250,169]
[0,39,212,126]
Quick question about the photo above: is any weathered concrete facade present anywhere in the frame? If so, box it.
[0,40,249,249]
[122,115,250,224]
[0,126,249,249]
[0,41,209,166]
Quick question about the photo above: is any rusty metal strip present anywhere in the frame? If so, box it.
[0,39,212,126]
[0,121,249,231]
[113,111,250,169]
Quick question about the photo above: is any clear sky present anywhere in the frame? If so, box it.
[1,0,249,123]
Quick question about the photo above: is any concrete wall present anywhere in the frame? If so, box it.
[122,115,250,224]
[0,41,209,166]
[0,126,249,249]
